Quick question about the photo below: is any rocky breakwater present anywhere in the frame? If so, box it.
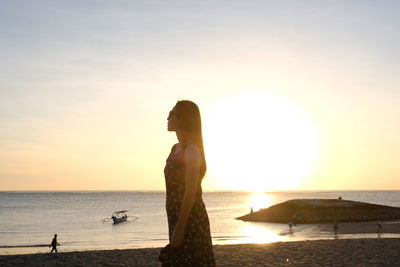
[237,199,400,224]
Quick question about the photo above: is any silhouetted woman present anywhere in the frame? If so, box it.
[163,100,215,266]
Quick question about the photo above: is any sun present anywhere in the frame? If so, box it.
[203,92,319,192]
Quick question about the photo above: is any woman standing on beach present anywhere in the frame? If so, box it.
[163,100,216,266]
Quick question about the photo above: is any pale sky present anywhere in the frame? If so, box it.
[1,1,399,191]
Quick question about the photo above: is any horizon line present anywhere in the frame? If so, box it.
[1,189,400,193]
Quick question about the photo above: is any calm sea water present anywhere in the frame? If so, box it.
[1,190,399,255]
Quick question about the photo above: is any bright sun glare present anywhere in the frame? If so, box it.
[204,92,319,192]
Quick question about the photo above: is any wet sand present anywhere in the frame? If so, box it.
[1,238,400,266]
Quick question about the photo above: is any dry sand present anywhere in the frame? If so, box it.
[1,238,400,266]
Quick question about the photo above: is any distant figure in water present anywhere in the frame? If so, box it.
[292,215,297,226]
[49,234,60,253]
[338,196,342,200]
[333,220,339,238]
[376,221,382,238]
[162,100,215,266]
[288,221,293,233]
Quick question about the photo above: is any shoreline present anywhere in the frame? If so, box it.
[2,220,400,256]
[315,220,400,235]
[1,238,400,266]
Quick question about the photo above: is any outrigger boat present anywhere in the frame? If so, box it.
[111,210,128,224]
[102,210,138,224]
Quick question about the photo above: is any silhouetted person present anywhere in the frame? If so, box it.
[377,221,382,238]
[49,234,60,253]
[250,207,254,214]
[292,215,297,226]
[333,220,339,239]
[288,221,293,233]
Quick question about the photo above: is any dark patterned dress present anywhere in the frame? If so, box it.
[164,144,216,266]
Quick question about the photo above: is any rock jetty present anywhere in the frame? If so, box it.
[237,199,400,224]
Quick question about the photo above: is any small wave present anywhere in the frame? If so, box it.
[212,235,248,241]
[148,238,168,241]
[0,244,49,248]
[126,238,168,242]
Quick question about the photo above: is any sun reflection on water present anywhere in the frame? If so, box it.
[230,192,283,244]
[237,223,284,244]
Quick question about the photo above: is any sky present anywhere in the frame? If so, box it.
[0,0,399,191]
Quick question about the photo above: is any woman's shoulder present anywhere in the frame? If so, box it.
[170,143,200,158]
[183,143,202,164]
[184,143,200,153]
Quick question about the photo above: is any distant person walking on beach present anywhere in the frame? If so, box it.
[333,220,339,238]
[377,221,382,238]
[292,214,297,226]
[49,234,60,253]
[288,221,293,233]
[162,100,215,266]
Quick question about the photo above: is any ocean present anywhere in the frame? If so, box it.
[1,190,399,255]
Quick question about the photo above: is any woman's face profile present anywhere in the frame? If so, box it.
[167,107,179,132]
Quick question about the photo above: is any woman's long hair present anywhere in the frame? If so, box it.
[174,100,207,179]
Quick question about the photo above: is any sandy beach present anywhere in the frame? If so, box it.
[1,238,399,266]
